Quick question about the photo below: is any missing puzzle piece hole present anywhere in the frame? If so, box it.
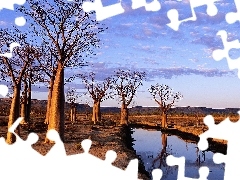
[152,169,163,180]
[197,139,209,151]
[213,153,225,164]
[46,129,61,143]
[212,49,225,61]
[81,139,92,153]
[206,4,218,16]
[105,150,117,164]
[198,166,210,179]
[26,132,39,145]
[203,115,215,127]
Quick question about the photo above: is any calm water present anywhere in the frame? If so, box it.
[131,128,225,180]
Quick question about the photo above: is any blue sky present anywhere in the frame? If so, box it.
[1,0,240,108]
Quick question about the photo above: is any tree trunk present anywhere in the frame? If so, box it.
[120,103,128,125]
[46,62,65,143]
[45,76,54,124]
[70,102,76,123]
[26,76,31,123]
[161,133,167,149]
[6,84,21,144]
[73,105,76,122]
[20,79,28,124]
[92,100,101,124]
[161,111,167,129]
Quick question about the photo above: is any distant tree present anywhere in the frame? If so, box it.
[112,69,146,125]
[19,0,106,142]
[66,87,80,124]
[148,84,183,129]
[79,72,113,124]
[0,29,40,144]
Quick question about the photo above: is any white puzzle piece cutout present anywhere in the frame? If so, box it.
[167,0,219,31]
[198,112,240,180]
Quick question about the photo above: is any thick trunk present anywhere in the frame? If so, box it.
[60,69,65,140]
[45,76,54,124]
[6,84,21,144]
[92,100,101,124]
[46,63,65,142]
[161,111,167,129]
[120,103,128,125]
[20,79,27,124]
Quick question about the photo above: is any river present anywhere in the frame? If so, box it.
[131,128,225,180]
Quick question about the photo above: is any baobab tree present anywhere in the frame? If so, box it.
[20,65,43,125]
[80,72,113,124]
[66,87,80,124]
[112,69,146,125]
[19,0,105,142]
[0,29,40,144]
[148,84,183,129]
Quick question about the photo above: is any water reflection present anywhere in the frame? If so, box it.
[131,128,224,180]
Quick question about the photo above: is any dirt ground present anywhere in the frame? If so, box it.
[0,116,150,179]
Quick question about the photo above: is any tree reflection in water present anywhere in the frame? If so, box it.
[195,147,206,166]
[151,133,177,178]
[151,133,207,179]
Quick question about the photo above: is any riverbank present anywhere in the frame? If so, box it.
[129,116,228,154]
[0,117,150,179]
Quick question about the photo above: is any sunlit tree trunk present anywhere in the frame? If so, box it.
[92,100,101,124]
[73,106,76,122]
[120,103,128,125]
[20,79,28,124]
[6,83,21,144]
[46,62,65,142]
[70,102,76,123]
[60,69,65,140]
[161,111,167,129]
[45,76,54,124]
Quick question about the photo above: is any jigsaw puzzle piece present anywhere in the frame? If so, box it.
[198,115,237,150]
[0,85,8,97]
[64,139,139,180]
[167,0,219,31]
[45,129,66,158]
[131,0,161,11]
[0,0,26,10]
[212,30,240,78]
[225,0,240,24]
[0,42,21,58]
[166,155,209,180]
[152,168,163,180]
[213,152,240,180]
[82,0,125,21]
[198,114,240,179]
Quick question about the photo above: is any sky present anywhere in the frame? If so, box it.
[1,0,240,108]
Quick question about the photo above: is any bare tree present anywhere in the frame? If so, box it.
[112,69,146,125]
[80,72,113,124]
[0,29,40,144]
[148,84,183,129]
[19,0,105,142]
